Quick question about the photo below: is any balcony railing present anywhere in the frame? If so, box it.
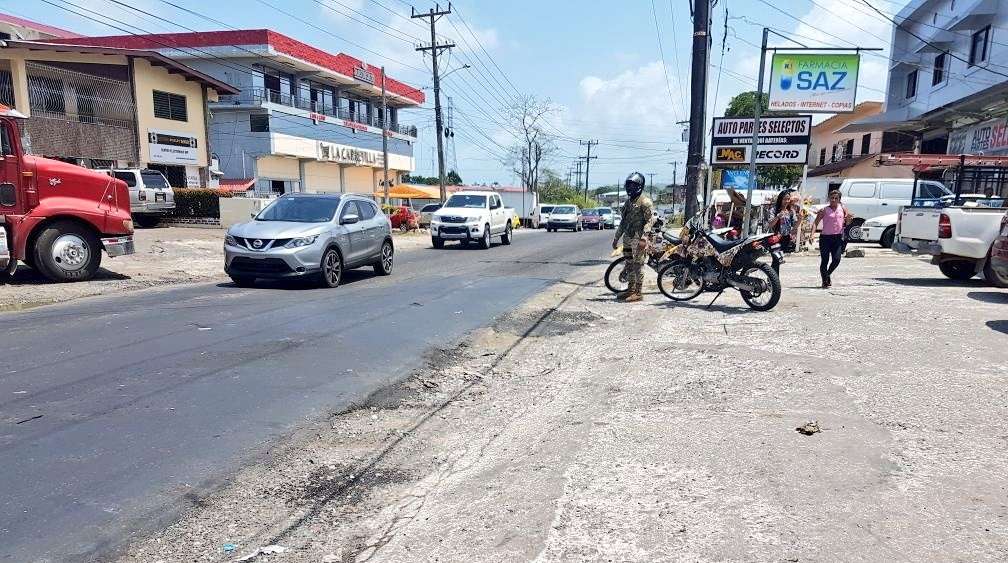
[217,87,418,137]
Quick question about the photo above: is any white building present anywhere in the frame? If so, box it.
[844,0,1008,155]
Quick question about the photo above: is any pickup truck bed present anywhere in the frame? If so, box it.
[896,204,1008,286]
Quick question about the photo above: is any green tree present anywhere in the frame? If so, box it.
[724,91,769,118]
[446,169,463,185]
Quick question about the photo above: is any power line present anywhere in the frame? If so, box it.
[650,0,686,121]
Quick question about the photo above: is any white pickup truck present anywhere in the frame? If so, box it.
[896,199,1008,287]
[430,191,514,249]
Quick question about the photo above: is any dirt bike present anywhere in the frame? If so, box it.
[604,217,680,294]
[656,217,784,311]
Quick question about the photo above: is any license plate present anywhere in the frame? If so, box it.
[155,192,166,202]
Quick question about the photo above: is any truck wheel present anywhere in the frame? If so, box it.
[34,221,102,282]
[432,236,444,249]
[984,253,1008,288]
[938,260,975,281]
[479,225,491,249]
[501,224,513,245]
[879,226,896,249]
[134,215,161,228]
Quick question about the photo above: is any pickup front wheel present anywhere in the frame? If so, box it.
[479,225,491,249]
[34,221,102,282]
[501,224,513,245]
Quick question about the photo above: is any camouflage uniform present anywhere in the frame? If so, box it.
[613,195,655,295]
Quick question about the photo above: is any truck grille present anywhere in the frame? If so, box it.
[439,226,468,235]
[233,237,290,250]
[442,216,467,223]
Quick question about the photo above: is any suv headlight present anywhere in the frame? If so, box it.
[285,235,319,248]
[225,234,238,246]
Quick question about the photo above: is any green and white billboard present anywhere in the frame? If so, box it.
[768,53,860,113]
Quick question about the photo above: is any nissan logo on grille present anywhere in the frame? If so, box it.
[252,239,264,249]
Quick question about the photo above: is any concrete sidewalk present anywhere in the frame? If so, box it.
[119,247,1008,562]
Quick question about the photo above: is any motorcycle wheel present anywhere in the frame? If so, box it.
[657,259,703,301]
[739,262,781,311]
[604,256,629,294]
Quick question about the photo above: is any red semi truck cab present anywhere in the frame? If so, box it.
[0,106,135,282]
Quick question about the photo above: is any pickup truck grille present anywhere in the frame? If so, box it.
[439,226,468,235]
[441,216,467,223]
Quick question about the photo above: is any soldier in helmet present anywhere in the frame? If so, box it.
[612,172,655,302]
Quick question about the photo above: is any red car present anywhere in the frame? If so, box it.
[581,209,603,229]
[387,205,419,231]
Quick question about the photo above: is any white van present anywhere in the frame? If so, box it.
[833,178,951,240]
[533,204,555,229]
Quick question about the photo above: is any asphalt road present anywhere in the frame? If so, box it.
[0,228,612,562]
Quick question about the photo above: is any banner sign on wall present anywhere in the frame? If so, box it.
[722,169,751,190]
[768,53,860,113]
[710,116,812,165]
[948,117,1008,156]
[148,129,199,165]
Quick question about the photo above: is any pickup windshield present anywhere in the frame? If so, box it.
[554,206,576,214]
[445,194,486,208]
[257,196,341,222]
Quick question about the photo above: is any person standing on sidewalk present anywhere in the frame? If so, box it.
[813,189,853,288]
[612,172,655,302]
[768,189,799,274]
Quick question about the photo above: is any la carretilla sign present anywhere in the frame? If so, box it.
[768,53,860,113]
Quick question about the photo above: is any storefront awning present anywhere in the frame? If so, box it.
[836,109,922,134]
[374,184,441,199]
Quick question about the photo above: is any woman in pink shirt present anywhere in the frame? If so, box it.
[813,190,853,288]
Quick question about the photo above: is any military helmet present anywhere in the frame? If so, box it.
[625,172,646,200]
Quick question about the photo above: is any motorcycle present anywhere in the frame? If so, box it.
[604,217,681,294]
[656,216,784,311]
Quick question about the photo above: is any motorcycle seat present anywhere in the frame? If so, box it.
[705,232,743,253]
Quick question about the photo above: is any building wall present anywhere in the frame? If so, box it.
[302,161,343,192]
[0,48,128,116]
[255,155,299,180]
[207,109,271,179]
[888,0,1008,121]
[132,58,210,168]
[808,103,885,166]
[343,165,374,193]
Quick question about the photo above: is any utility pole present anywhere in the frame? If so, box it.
[646,172,656,201]
[742,27,768,237]
[413,3,455,202]
[579,139,598,204]
[684,0,711,219]
[669,161,678,212]
[574,159,583,192]
[381,66,390,204]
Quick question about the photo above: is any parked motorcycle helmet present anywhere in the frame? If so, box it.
[625,172,646,199]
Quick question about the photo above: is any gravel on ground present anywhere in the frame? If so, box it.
[117,245,1008,562]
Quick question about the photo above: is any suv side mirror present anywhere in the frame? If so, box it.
[342,214,360,225]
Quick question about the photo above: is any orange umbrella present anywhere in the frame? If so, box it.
[374,184,441,199]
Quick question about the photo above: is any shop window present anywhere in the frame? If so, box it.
[250,113,270,132]
[905,69,918,99]
[970,26,990,66]
[932,53,946,85]
[271,180,286,194]
[153,90,187,121]
[861,133,872,155]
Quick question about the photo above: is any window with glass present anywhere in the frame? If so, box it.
[113,171,136,187]
[905,69,918,99]
[848,182,877,198]
[153,90,187,121]
[250,113,269,132]
[970,26,990,66]
[932,53,947,85]
[257,196,341,222]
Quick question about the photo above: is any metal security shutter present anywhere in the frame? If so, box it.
[153,90,187,121]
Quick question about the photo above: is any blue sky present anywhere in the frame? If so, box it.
[5,0,897,187]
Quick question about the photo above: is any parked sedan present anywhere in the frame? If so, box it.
[547,205,582,232]
[581,209,603,229]
[225,193,393,288]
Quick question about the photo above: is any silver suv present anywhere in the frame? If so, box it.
[224,193,393,288]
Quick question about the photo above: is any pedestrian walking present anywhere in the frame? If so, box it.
[612,172,655,302]
[813,189,853,288]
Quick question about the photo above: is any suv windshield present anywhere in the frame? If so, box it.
[554,206,576,214]
[257,196,341,222]
[597,208,612,215]
[541,206,554,213]
[421,204,441,212]
[582,209,598,216]
[445,194,487,208]
[140,172,170,189]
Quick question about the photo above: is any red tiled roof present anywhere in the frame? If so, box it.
[218,178,255,192]
[0,12,82,39]
[47,29,424,104]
